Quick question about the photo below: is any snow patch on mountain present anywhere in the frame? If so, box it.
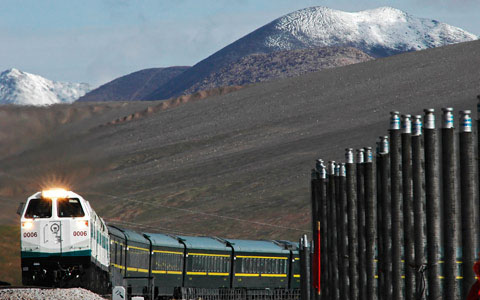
[0,68,90,106]
[263,6,478,57]
[144,6,477,100]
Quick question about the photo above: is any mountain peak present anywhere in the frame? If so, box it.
[266,6,478,55]
[1,68,22,77]
[0,68,91,106]
[144,6,477,100]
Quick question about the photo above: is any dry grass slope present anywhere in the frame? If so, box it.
[0,40,478,251]
[0,225,21,285]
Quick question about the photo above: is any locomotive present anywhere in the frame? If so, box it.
[19,189,110,293]
[18,189,301,299]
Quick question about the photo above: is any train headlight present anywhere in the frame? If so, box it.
[22,221,33,229]
[77,220,89,228]
[42,188,68,199]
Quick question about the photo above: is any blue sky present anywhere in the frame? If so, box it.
[0,0,478,87]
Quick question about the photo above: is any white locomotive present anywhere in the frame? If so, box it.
[18,189,110,292]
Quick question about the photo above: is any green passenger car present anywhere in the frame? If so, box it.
[144,233,185,297]
[176,236,233,289]
[226,239,291,289]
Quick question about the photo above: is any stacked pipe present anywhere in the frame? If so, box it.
[307,97,480,300]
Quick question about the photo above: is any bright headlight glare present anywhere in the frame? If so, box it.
[42,188,68,199]
[22,221,33,229]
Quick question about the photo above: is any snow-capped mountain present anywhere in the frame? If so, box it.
[0,68,90,106]
[263,6,477,57]
[145,6,478,100]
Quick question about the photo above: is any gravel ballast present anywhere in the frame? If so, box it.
[0,288,106,300]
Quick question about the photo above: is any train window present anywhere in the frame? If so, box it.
[114,242,117,264]
[208,256,213,272]
[119,244,123,266]
[24,198,52,218]
[57,198,85,217]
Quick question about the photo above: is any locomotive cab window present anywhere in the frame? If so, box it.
[24,198,52,218]
[57,198,85,217]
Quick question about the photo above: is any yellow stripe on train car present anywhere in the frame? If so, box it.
[187,272,207,275]
[236,255,288,260]
[128,245,149,252]
[261,274,287,277]
[153,250,183,255]
[111,263,125,270]
[151,270,183,274]
[126,267,149,273]
[188,252,230,257]
[208,272,230,276]
[235,273,260,277]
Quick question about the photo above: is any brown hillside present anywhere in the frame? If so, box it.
[185,47,372,94]
[0,40,479,246]
[77,67,190,102]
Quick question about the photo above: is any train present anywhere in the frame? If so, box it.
[18,189,301,299]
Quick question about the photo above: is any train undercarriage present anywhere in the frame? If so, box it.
[21,256,109,294]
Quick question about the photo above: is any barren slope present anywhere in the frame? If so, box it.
[77,67,190,102]
[185,47,372,94]
[0,40,479,244]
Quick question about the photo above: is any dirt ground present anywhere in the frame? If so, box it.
[1,40,479,248]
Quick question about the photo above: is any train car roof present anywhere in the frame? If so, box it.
[275,240,299,251]
[107,225,126,239]
[225,239,290,254]
[107,225,149,245]
[122,228,150,245]
[143,232,182,248]
[176,235,231,251]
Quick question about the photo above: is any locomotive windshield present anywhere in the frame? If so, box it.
[57,198,84,217]
[24,198,52,218]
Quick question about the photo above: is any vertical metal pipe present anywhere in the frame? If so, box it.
[389,111,403,300]
[376,140,385,300]
[325,171,332,300]
[335,163,346,300]
[364,147,376,300]
[346,148,359,300]
[328,161,340,300]
[311,164,319,240]
[319,164,330,299]
[477,96,480,243]
[326,162,332,300]
[310,167,319,300]
[441,107,458,300]
[459,110,476,299]
[317,162,328,299]
[423,108,441,300]
[412,115,426,300]
[300,235,311,300]
[315,160,326,299]
[339,163,349,300]
[401,114,415,300]
[380,136,392,299]
[356,149,367,300]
